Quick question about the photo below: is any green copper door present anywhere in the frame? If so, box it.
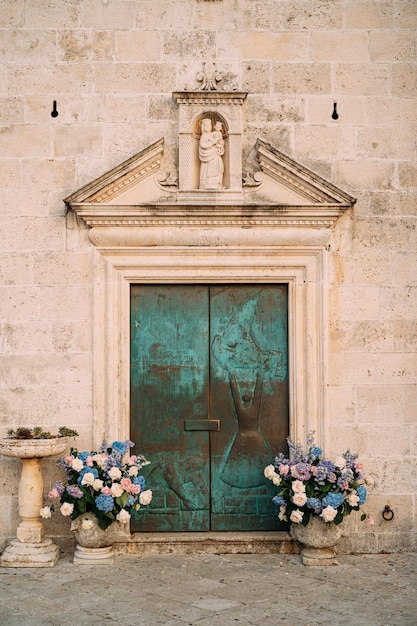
[130,284,288,532]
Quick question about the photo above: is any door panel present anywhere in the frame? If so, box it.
[130,284,288,532]
[130,285,210,531]
[210,286,288,530]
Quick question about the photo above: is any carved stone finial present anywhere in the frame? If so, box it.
[196,62,223,91]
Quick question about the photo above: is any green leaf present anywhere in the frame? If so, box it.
[361,513,367,522]
[334,510,344,525]
[116,492,130,507]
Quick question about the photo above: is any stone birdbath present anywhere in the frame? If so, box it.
[0,437,68,567]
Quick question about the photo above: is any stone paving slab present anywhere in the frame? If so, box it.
[0,551,416,625]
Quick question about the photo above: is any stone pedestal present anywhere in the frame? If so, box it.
[0,438,67,568]
[73,545,115,565]
[71,512,120,565]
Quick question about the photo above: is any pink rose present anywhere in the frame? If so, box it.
[101,486,112,495]
[48,488,59,499]
[127,455,137,465]
[129,484,141,495]
[355,463,363,470]
[279,464,289,476]
[85,456,94,467]
[65,455,74,465]
[121,477,132,489]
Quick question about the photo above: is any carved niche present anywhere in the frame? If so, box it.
[172,91,247,201]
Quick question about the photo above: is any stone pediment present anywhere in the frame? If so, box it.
[65,137,355,229]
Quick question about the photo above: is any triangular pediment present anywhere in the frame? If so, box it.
[64,138,167,207]
[251,139,355,207]
[65,137,355,228]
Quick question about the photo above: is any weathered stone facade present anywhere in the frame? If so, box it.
[0,0,416,554]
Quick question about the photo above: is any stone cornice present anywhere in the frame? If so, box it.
[172,91,248,106]
[69,202,346,228]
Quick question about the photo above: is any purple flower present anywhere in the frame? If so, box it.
[66,485,83,499]
[52,480,65,496]
[291,462,312,480]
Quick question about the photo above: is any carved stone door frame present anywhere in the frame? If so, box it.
[91,243,327,450]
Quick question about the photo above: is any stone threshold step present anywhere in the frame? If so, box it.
[114,531,298,555]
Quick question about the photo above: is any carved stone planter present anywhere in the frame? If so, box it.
[0,438,68,568]
[290,516,343,566]
[71,513,121,565]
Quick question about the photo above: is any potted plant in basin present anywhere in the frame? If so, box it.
[0,426,78,568]
[264,431,373,565]
[41,439,152,564]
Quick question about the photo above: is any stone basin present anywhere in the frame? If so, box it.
[0,437,67,459]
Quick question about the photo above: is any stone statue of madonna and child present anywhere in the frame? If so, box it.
[199,118,225,190]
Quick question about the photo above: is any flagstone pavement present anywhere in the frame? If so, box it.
[0,551,416,625]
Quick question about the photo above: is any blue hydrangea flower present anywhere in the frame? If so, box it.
[133,476,146,489]
[95,494,114,512]
[272,495,286,506]
[111,441,128,455]
[306,497,322,513]
[357,485,367,505]
[77,466,99,485]
[309,446,322,459]
[77,451,91,462]
[322,492,344,509]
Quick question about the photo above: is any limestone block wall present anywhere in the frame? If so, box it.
[0,0,416,553]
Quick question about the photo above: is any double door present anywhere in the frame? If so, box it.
[130,284,288,532]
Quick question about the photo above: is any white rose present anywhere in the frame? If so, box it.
[40,506,52,519]
[320,505,337,522]
[93,479,104,491]
[278,505,287,522]
[290,509,304,523]
[272,475,282,486]
[71,458,84,472]
[108,466,122,480]
[60,502,74,517]
[346,492,360,507]
[81,519,94,530]
[292,480,306,493]
[81,472,96,486]
[128,465,139,477]
[116,509,131,523]
[110,482,124,498]
[334,456,346,469]
[264,464,276,480]
[92,454,107,468]
[292,492,307,507]
[139,489,153,506]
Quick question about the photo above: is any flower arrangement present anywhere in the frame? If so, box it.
[264,432,373,526]
[40,439,152,530]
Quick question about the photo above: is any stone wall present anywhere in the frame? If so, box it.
[0,0,416,553]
